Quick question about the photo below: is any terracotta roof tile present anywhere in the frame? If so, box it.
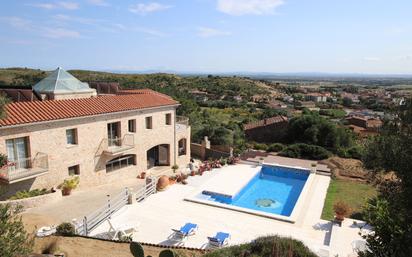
[0,89,177,127]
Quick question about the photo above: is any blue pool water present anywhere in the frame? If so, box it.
[203,165,309,217]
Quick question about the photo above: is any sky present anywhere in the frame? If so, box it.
[1,0,412,74]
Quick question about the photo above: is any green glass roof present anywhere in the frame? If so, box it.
[33,67,93,93]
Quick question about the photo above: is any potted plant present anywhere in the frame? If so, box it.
[220,158,227,166]
[333,200,351,221]
[61,176,80,196]
[171,164,179,173]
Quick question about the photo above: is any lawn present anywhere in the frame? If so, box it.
[321,179,377,220]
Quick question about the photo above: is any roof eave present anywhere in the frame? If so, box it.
[0,103,180,130]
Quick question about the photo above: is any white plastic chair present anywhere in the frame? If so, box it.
[107,219,139,240]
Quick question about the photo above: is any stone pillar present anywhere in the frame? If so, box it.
[200,136,211,160]
[311,163,317,173]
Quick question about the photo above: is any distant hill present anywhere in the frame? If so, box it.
[0,68,271,100]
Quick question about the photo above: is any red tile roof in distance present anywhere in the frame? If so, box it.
[0,89,178,127]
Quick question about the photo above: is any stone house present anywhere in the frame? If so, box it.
[0,68,191,198]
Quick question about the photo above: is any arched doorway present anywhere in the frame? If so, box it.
[178,138,187,156]
[147,144,170,169]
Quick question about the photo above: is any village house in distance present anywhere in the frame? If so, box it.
[0,68,191,198]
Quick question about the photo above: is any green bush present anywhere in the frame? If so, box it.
[337,145,364,160]
[253,143,268,151]
[203,235,317,257]
[8,188,50,200]
[267,143,285,152]
[130,241,145,257]
[279,143,331,160]
[159,249,175,257]
[56,222,75,236]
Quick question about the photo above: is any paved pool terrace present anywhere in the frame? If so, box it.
[90,163,370,257]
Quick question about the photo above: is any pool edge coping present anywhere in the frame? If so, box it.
[184,163,315,224]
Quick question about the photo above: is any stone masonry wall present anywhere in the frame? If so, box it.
[0,106,191,197]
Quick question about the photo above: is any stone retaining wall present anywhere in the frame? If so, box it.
[0,189,62,210]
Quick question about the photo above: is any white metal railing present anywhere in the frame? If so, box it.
[103,134,135,155]
[0,153,48,182]
[76,188,129,236]
[76,177,157,236]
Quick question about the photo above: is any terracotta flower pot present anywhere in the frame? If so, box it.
[335,213,345,221]
[62,187,72,196]
[190,171,195,176]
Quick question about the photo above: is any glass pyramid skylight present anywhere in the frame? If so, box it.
[33,67,93,93]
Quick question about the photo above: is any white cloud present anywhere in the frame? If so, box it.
[52,14,103,25]
[59,2,79,9]
[88,0,110,6]
[44,28,81,38]
[363,57,381,62]
[0,16,32,29]
[197,27,231,38]
[217,0,284,16]
[129,2,171,15]
[133,27,166,37]
[29,2,79,10]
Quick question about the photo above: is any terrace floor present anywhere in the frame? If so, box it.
[90,164,370,257]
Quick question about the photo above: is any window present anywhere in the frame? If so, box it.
[107,122,120,146]
[178,138,187,156]
[106,155,136,173]
[66,129,78,145]
[145,116,152,129]
[165,113,172,125]
[6,137,29,170]
[68,165,80,176]
[128,119,136,133]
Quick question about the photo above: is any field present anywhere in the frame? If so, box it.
[321,179,377,220]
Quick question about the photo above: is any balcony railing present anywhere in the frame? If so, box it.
[103,134,135,155]
[0,152,49,184]
[176,116,189,132]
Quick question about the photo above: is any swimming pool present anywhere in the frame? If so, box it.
[199,164,310,218]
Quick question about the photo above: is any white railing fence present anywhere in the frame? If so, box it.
[76,177,157,236]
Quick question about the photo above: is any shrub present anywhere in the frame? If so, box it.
[159,249,176,257]
[333,200,352,217]
[347,145,364,159]
[253,143,268,151]
[61,176,79,190]
[8,188,50,200]
[0,153,8,168]
[266,143,285,152]
[56,222,75,236]
[130,241,144,257]
[279,143,331,160]
[219,157,227,165]
[337,145,364,160]
[0,204,34,257]
[203,235,317,257]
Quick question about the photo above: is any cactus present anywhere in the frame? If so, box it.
[159,249,175,257]
[129,242,145,257]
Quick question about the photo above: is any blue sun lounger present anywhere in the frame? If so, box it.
[172,223,198,240]
[208,232,231,248]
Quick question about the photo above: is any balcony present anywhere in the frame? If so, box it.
[176,116,189,132]
[0,153,49,184]
[103,134,135,156]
